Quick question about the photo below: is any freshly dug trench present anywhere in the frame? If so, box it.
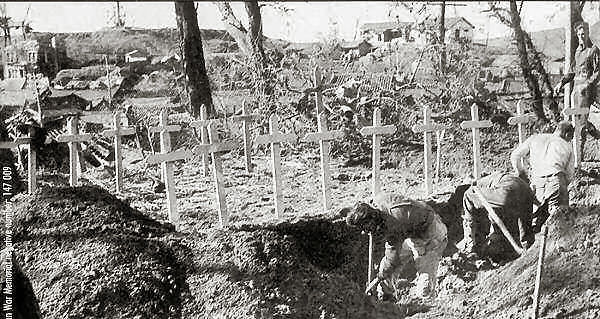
[9,186,189,319]
[187,213,409,319]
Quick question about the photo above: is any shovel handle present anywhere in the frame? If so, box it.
[365,277,380,295]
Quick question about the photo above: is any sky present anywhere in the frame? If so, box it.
[4,1,600,43]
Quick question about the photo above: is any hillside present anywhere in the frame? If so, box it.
[33,27,236,67]
[486,21,600,59]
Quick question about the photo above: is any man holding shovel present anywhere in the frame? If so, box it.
[344,192,447,301]
[458,172,535,259]
[511,121,575,228]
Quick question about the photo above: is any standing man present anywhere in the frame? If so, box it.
[510,121,575,226]
[344,192,447,300]
[554,21,600,160]
[459,172,535,259]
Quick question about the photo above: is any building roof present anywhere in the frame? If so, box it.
[360,21,411,33]
[445,17,475,29]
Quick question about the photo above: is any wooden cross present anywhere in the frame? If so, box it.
[563,107,590,167]
[303,114,344,211]
[56,116,92,187]
[146,110,183,228]
[254,114,298,218]
[202,123,239,228]
[460,104,492,179]
[360,107,396,197]
[0,131,36,194]
[190,105,219,177]
[102,111,136,194]
[507,101,536,144]
[232,102,258,173]
[411,105,448,196]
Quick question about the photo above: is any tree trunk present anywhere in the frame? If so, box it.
[509,0,547,122]
[439,0,446,73]
[175,0,213,118]
[214,2,250,54]
[245,1,267,75]
[523,32,561,120]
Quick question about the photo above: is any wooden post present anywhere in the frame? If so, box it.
[231,102,258,174]
[26,127,36,194]
[200,105,210,177]
[254,114,298,218]
[532,225,548,319]
[460,104,492,179]
[203,123,239,227]
[304,114,344,211]
[563,107,590,168]
[435,129,445,183]
[507,100,536,145]
[189,109,219,177]
[147,111,183,228]
[412,106,448,196]
[56,116,92,187]
[102,111,136,193]
[360,107,396,197]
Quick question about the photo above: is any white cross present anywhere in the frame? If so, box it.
[360,107,396,197]
[56,116,92,187]
[254,114,298,218]
[460,104,492,179]
[412,105,447,196]
[102,111,136,193]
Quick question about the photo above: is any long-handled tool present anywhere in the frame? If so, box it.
[365,277,380,295]
[472,186,524,255]
[532,225,548,319]
[366,232,374,294]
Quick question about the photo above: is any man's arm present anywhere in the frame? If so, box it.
[378,238,403,279]
[565,148,575,183]
[510,138,531,176]
[586,46,600,89]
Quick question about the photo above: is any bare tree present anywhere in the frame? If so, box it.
[214,1,266,76]
[489,1,550,122]
[174,0,213,117]
[0,4,11,46]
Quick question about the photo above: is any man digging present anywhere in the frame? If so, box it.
[458,171,535,260]
[343,192,447,301]
[511,121,575,229]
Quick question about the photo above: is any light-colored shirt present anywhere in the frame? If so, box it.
[511,133,575,182]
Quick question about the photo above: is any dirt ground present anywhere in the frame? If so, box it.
[3,113,600,318]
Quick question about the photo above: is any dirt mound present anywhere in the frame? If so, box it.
[10,186,189,319]
[181,213,407,319]
[411,173,600,318]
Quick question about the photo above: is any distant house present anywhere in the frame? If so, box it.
[360,22,412,43]
[420,16,475,45]
[445,17,475,44]
[125,50,147,63]
[3,40,40,79]
[338,40,374,57]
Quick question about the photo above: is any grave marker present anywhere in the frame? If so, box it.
[412,105,448,196]
[507,101,536,144]
[460,104,492,179]
[360,107,396,197]
[304,114,344,211]
[231,102,258,174]
[189,105,212,177]
[56,116,92,186]
[254,114,298,218]
[146,111,183,228]
[563,107,590,168]
[204,123,239,227]
[102,111,136,193]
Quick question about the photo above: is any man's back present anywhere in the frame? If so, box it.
[511,133,574,179]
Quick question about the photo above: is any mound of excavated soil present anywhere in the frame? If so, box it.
[412,172,600,319]
[180,212,408,319]
[10,186,189,319]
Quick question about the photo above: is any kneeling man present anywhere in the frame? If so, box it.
[460,172,535,258]
[345,192,447,300]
